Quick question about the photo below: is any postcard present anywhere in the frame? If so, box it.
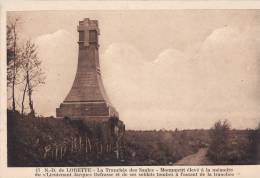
[0,1,259,178]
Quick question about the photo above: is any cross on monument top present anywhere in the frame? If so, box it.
[77,18,100,46]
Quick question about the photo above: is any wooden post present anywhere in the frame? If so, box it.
[43,152,47,159]
[100,143,103,154]
[55,146,58,160]
[43,145,51,159]
[71,138,74,152]
[85,137,88,153]
[113,142,119,160]
[109,144,112,152]
[79,136,82,151]
[88,138,92,152]
[63,145,67,158]
[51,149,54,160]
[106,144,109,153]
[95,142,97,153]
[74,137,77,151]
[93,142,96,152]
[60,146,63,160]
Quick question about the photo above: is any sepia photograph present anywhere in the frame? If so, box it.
[4,8,260,169]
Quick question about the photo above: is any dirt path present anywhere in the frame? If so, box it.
[174,148,213,165]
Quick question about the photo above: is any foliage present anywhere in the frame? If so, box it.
[20,40,46,116]
[123,129,210,165]
[249,123,260,164]
[207,120,257,165]
[20,40,45,89]
[7,110,211,166]
[207,120,230,164]
[7,17,21,111]
[7,110,120,166]
[8,111,257,166]
[7,16,45,116]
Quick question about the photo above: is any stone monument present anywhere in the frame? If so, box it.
[56,18,119,121]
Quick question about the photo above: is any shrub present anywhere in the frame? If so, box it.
[207,120,256,165]
[207,120,230,164]
[249,123,260,164]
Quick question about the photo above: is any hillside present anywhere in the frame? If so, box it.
[7,110,258,166]
[8,110,211,166]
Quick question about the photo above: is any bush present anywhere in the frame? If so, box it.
[207,120,256,165]
[207,120,230,164]
[249,123,260,164]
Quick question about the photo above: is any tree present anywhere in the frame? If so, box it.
[249,123,260,163]
[7,18,21,112]
[20,40,45,117]
[207,120,230,164]
[255,123,260,163]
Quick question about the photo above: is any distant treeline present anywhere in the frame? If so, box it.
[123,129,210,165]
[124,123,259,165]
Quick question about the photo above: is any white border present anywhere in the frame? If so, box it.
[1,1,260,178]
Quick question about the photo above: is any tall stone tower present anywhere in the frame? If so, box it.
[56,18,118,120]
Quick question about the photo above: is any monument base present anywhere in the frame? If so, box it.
[56,101,118,119]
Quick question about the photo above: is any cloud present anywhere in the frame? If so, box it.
[33,29,77,116]
[193,25,260,105]
[27,25,260,130]
[101,43,204,129]
[101,25,260,130]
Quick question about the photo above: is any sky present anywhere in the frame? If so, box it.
[7,10,260,130]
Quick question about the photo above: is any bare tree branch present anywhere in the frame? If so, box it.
[20,40,46,117]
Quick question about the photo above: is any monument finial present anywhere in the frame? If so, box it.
[78,18,99,47]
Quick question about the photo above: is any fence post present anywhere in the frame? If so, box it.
[60,146,63,160]
[51,148,54,160]
[74,137,77,151]
[85,137,88,153]
[55,145,58,160]
[100,143,103,154]
[106,144,109,153]
[71,138,74,152]
[88,138,92,152]
[109,144,112,152]
[79,136,82,151]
